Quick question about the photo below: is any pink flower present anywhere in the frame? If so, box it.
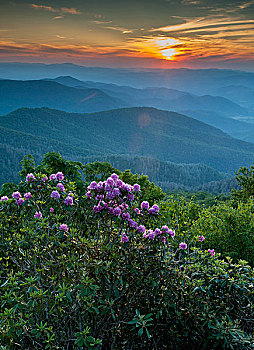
[133,184,140,192]
[122,212,130,221]
[113,207,121,216]
[111,173,119,181]
[128,219,138,228]
[12,191,21,200]
[1,196,8,201]
[116,179,123,187]
[147,230,155,240]
[179,242,187,250]
[56,172,64,181]
[137,225,146,233]
[154,228,161,236]
[34,211,42,219]
[208,249,215,256]
[50,174,57,181]
[121,233,129,243]
[160,236,166,243]
[50,207,54,212]
[51,190,60,199]
[161,225,170,234]
[152,204,159,213]
[56,183,65,192]
[93,205,102,213]
[148,207,156,215]
[64,196,73,206]
[16,198,24,205]
[26,173,36,182]
[24,192,32,200]
[106,177,114,186]
[59,224,68,232]
[169,229,175,237]
[141,201,149,210]
[112,188,120,196]
[127,193,134,201]
[88,181,97,190]
[199,235,205,242]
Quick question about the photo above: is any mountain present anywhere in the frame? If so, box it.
[0,79,128,114]
[1,107,254,176]
[0,77,249,124]
[214,85,254,110]
[46,76,248,117]
[1,63,254,94]
[182,110,254,143]
[43,76,254,143]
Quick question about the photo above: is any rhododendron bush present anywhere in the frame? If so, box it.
[0,167,253,349]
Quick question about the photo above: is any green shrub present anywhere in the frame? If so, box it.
[0,168,253,349]
[191,200,254,266]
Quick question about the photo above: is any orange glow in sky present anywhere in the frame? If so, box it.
[0,0,254,69]
[129,36,182,62]
[153,37,181,60]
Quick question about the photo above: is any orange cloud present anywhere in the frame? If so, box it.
[29,4,82,15]
[61,8,82,15]
[0,31,254,67]
[30,4,57,12]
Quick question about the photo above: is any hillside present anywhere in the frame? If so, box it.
[1,63,254,93]
[43,76,254,142]
[0,77,248,117]
[46,76,248,117]
[182,110,254,143]
[1,107,254,186]
[2,77,254,145]
[0,79,127,114]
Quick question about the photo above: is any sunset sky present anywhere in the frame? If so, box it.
[0,0,254,70]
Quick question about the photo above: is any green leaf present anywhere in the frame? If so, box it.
[138,328,143,336]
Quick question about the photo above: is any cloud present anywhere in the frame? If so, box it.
[92,20,113,25]
[181,0,202,4]
[238,1,254,9]
[0,40,138,58]
[150,17,254,34]
[53,16,64,20]
[30,4,57,12]
[104,26,133,33]
[61,8,82,15]
[29,4,82,15]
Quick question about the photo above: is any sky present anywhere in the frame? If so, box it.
[0,0,254,70]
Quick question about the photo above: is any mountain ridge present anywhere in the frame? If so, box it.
[1,106,254,174]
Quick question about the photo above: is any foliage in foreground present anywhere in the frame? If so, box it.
[160,196,254,267]
[0,165,253,349]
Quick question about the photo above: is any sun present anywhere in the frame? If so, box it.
[132,36,182,61]
[128,36,183,62]
[159,48,178,60]
[154,37,180,60]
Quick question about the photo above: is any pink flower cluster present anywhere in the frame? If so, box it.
[50,172,64,181]
[142,225,175,243]
[86,174,159,231]
[85,175,177,244]
[86,174,141,221]
[9,191,32,205]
